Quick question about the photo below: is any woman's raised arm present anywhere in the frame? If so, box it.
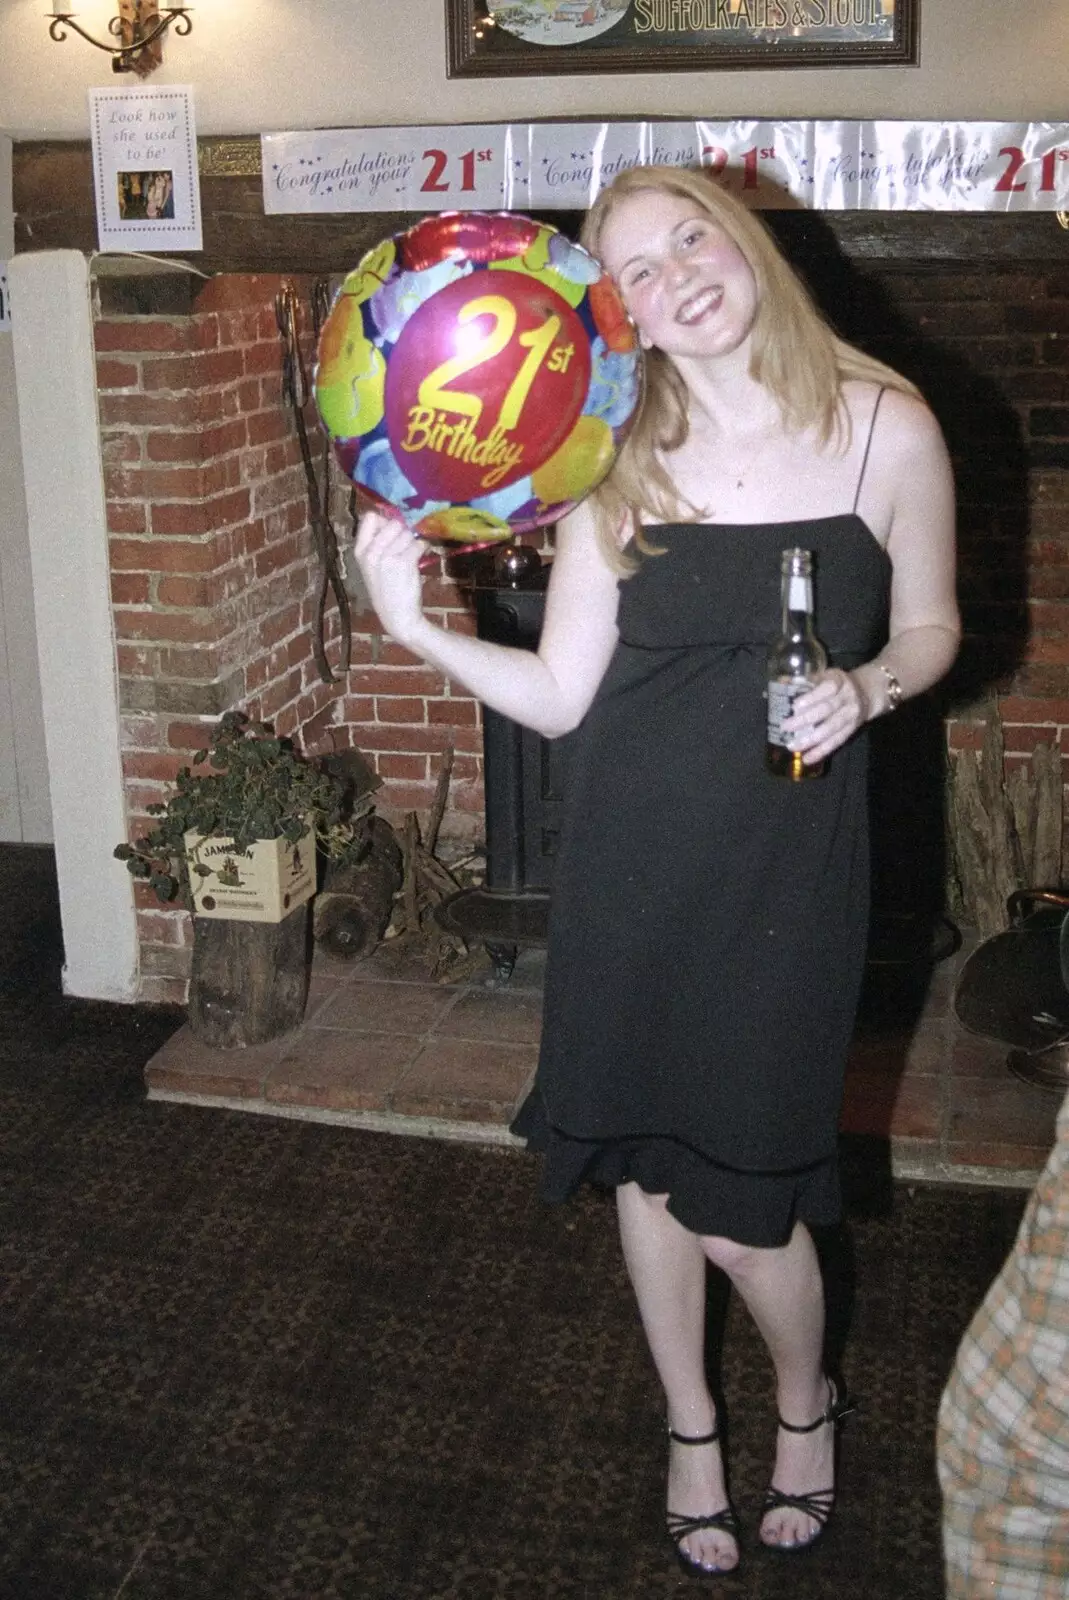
[353,500,623,740]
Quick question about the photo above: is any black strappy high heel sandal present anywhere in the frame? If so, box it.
[665,1423,742,1579]
[760,1378,856,1556]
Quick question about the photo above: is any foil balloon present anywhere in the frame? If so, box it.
[314,211,644,544]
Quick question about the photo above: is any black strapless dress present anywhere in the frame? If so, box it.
[511,517,891,1247]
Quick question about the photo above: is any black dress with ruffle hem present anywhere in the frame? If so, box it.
[510,517,891,1247]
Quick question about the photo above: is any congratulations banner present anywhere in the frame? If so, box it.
[262,121,1069,216]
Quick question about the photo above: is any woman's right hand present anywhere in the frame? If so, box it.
[353,510,426,647]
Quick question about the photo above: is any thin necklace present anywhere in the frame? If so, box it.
[724,421,780,491]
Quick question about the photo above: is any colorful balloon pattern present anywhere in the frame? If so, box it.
[313,212,644,542]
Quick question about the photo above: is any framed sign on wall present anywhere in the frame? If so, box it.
[446,1,919,77]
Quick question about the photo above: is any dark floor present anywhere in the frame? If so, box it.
[0,843,1037,1598]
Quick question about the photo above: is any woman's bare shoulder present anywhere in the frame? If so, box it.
[558,496,636,554]
[881,389,948,467]
[844,380,946,462]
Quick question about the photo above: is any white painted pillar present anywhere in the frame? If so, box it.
[9,250,139,1001]
[0,134,52,843]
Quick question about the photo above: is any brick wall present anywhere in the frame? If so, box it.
[98,274,485,1002]
[337,574,486,831]
[865,265,1069,787]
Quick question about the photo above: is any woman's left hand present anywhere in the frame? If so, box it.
[782,669,873,767]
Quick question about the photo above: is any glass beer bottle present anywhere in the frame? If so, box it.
[766,547,828,781]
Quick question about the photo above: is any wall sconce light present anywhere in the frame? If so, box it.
[48,1,193,76]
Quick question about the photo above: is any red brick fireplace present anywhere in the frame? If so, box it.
[90,228,1069,1005]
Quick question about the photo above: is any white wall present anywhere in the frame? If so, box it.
[0,133,51,843]
[0,0,1067,137]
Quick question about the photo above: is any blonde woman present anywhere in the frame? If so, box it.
[355,165,959,1577]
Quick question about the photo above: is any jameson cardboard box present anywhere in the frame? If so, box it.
[184,828,316,923]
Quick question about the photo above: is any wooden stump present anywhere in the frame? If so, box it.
[188,902,311,1048]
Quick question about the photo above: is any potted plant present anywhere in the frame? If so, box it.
[115,712,376,1048]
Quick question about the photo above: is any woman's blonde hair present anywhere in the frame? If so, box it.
[579,164,919,570]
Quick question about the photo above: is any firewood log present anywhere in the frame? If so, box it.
[313,816,403,960]
[949,749,1011,936]
[1031,740,1064,888]
[1007,763,1036,883]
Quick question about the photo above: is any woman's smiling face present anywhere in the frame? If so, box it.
[596,188,759,362]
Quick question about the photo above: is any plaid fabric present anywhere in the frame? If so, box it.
[937,1088,1069,1598]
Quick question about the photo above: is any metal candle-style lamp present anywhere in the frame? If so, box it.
[47,1,193,75]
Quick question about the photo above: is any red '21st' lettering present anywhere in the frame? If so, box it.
[996,146,1028,193]
[701,145,769,190]
[421,148,490,193]
[996,145,1069,194]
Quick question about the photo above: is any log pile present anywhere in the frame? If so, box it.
[946,697,1064,936]
[315,744,485,982]
[391,747,487,982]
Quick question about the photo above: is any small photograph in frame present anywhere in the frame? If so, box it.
[446,1,919,78]
[89,84,202,253]
[117,170,176,221]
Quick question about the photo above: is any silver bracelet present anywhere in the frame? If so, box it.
[877,663,903,713]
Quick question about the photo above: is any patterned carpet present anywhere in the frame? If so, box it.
[0,845,1026,1600]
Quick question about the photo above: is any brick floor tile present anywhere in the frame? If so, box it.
[389,1037,537,1123]
[303,971,358,1022]
[265,1030,421,1111]
[902,1020,955,1074]
[144,1023,286,1099]
[948,1028,1016,1079]
[847,1035,911,1076]
[919,977,953,1020]
[886,1075,946,1140]
[848,1021,950,1081]
[840,1069,944,1140]
[432,989,543,1045]
[947,1075,1059,1166]
[312,979,460,1035]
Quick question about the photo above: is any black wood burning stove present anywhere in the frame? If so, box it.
[437,555,574,977]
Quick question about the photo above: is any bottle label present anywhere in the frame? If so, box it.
[767,679,809,748]
[788,574,811,612]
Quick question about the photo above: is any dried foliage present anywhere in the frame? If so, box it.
[947,698,1064,936]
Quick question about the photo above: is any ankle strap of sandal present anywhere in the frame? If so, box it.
[777,1379,855,1434]
[668,1424,720,1445]
[777,1409,828,1435]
